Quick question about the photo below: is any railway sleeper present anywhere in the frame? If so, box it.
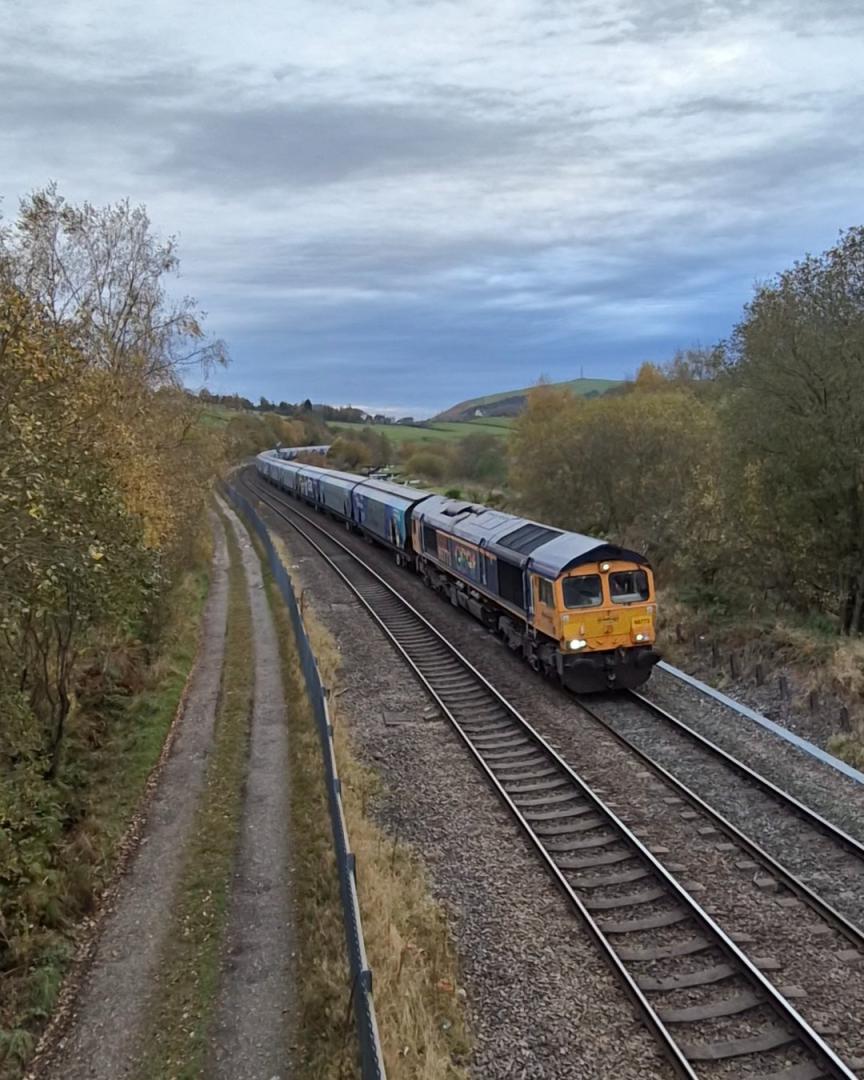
[657,991,764,1024]
[521,803,594,821]
[583,886,668,911]
[482,745,545,762]
[544,831,618,852]
[533,816,608,836]
[679,1024,797,1061]
[496,765,561,782]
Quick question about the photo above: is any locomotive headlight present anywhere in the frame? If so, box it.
[568,638,587,651]
[600,562,611,572]
[634,632,647,642]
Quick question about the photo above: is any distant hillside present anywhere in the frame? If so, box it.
[327,417,512,444]
[435,377,620,421]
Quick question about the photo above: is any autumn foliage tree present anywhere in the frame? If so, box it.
[0,187,229,1056]
[723,227,864,632]
[0,289,155,780]
[0,189,227,780]
[509,231,864,635]
[509,382,720,572]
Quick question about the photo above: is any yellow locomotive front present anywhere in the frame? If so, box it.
[532,559,659,691]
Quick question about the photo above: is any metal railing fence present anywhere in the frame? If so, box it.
[226,485,386,1080]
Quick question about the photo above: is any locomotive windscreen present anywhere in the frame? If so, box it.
[563,576,603,608]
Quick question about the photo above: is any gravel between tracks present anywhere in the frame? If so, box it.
[640,667,864,842]
[246,476,864,1075]
[262,508,674,1078]
[585,689,864,930]
[38,512,230,1080]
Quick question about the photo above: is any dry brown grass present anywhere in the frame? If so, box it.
[656,588,864,765]
[827,731,864,769]
[267,533,470,1079]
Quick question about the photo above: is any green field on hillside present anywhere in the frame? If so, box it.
[327,418,512,444]
[436,377,619,420]
[195,405,515,446]
[197,405,236,428]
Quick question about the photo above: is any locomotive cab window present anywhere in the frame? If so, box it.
[536,577,554,607]
[563,575,602,608]
[609,570,650,604]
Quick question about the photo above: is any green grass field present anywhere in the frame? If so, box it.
[435,377,619,420]
[197,406,235,428]
[326,418,512,444]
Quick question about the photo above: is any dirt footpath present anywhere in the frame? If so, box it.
[39,512,231,1080]
[207,502,295,1079]
[38,500,297,1080]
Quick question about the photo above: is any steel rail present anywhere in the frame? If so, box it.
[571,694,864,953]
[627,690,864,862]
[658,662,864,787]
[238,471,858,1080]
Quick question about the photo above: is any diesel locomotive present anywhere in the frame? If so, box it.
[256,450,660,691]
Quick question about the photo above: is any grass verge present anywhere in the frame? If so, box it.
[0,541,211,1079]
[263,529,470,1079]
[657,590,864,766]
[132,510,253,1080]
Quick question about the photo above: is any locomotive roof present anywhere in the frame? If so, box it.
[412,497,519,545]
[529,533,648,577]
[413,495,648,574]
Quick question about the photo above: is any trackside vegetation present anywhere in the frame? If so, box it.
[0,187,224,1076]
[327,427,508,492]
[0,547,211,1076]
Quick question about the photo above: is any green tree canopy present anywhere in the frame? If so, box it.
[724,226,864,632]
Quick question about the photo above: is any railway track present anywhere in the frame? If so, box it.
[241,469,864,953]
[572,692,864,953]
[237,471,859,1080]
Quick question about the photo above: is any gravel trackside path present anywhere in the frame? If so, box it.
[39,511,230,1080]
[256,500,674,1080]
[207,502,295,1080]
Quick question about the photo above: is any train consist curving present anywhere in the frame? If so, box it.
[256,450,660,691]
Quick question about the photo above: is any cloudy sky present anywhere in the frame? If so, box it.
[3,1,863,415]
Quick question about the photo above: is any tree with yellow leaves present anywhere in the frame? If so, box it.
[509,380,721,572]
[0,186,227,776]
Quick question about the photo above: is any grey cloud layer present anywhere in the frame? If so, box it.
[158,101,541,190]
[3,0,864,409]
